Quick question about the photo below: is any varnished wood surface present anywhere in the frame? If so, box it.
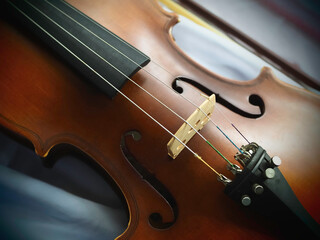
[0,0,319,239]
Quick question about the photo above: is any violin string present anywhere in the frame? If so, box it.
[147,62,250,146]
[10,0,223,178]
[215,107,250,144]
[60,0,247,148]
[200,94,243,153]
[57,0,243,154]
[33,0,235,166]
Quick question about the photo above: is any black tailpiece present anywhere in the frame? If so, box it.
[225,143,320,238]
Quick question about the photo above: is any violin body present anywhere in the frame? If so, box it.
[0,0,319,239]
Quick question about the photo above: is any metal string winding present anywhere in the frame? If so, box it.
[11,0,225,178]
[27,0,233,169]
[61,0,248,149]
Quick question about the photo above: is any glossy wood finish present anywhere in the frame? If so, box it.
[0,0,319,239]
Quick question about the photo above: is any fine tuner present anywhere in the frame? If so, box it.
[1,0,320,239]
[167,93,319,237]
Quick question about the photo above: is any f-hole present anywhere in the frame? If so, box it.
[120,130,178,229]
[172,77,265,118]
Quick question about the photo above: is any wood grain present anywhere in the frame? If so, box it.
[0,0,319,239]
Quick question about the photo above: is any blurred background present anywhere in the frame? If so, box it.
[1,0,319,239]
[187,0,320,81]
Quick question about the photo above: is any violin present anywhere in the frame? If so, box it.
[0,0,319,239]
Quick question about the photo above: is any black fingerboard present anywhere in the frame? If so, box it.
[5,0,150,98]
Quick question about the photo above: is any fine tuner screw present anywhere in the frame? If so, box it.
[252,183,264,195]
[241,195,251,206]
[265,168,276,179]
[272,156,282,167]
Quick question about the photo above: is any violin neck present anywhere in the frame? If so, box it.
[4,0,150,98]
